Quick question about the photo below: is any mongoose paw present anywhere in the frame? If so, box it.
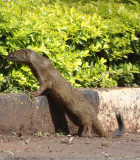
[31,91,40,97]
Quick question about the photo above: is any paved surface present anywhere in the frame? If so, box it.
[0,133,139,160]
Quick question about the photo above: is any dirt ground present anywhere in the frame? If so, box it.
[0,132,140,160]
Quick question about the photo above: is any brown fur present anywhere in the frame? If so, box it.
[6,49,124,137]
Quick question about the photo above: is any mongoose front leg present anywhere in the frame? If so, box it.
[32,82,51,96]
[85,125,92,138]
[77,126,84,137]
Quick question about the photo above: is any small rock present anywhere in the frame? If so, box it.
[67,134,72,137]
[101,142,113,146]
[25,138,31,144]
[69,137,73,142]
[61,137,73,144]
[105,153,110,157]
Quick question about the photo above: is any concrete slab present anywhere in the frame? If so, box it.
[0,89,99,134]
[96,88,140,133]
[0,88,139,134]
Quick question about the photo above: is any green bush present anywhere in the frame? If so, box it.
[0,0,140,92]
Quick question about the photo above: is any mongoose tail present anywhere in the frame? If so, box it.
[115,113,125,136]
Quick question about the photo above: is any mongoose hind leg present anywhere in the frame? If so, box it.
[92,114,109,137]
[92,121,109,137]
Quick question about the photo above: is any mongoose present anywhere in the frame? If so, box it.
[6,49,124,137]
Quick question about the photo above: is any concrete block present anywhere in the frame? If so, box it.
[0,88,139,134]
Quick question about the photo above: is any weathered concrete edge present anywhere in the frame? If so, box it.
[0,88,140,134]
[96,88,140,133]
[0,89,99,134]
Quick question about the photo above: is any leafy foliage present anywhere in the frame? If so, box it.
[0,0,140,92]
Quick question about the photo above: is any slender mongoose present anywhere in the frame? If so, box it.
[6,49,124,137]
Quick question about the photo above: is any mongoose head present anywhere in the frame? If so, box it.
[6,49,31,64]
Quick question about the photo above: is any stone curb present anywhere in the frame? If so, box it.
[96,88,140,133]
[0,88,139,134]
